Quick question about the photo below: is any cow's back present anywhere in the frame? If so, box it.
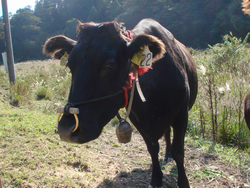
[131,19,198,110]
[175,39,198,109]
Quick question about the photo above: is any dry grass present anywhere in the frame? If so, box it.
[0,59,250,187]
[0,110,249,188]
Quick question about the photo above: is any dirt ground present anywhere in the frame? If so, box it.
[45,125,249,188]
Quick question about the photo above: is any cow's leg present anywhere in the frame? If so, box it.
[144,139,163,188]
[129,114,163,187]
[164,126,172,162]
[244,90,250,130]
[171,107,190,188]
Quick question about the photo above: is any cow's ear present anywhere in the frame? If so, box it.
[43,35,77,59]
[127,34,166,62]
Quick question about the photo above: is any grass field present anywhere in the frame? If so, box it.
[0,60,249,188]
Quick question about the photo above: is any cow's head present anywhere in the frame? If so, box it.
[43,21,165,143]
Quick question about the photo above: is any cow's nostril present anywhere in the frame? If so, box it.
[57,107,79,133]
[58,122,77,143]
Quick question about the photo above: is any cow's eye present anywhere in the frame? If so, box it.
[104,62,115,71]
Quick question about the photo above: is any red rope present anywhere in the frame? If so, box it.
[125,30,133,40]
[136,66,152,75]
[121,73,135,108]
[120,31,152,107]
[121,87,128,108]
[125,31,152,75]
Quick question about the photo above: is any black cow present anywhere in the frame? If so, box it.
[244,91,250,130]
[242,0,250,130]
[43,18,198,188]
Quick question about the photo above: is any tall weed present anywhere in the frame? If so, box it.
[0,60,70,108]
[9,79,31,106]
[191,32,250,148]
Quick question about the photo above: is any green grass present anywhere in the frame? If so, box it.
[185,136,250,174]
[0,53,250,187]
[0,109,90,187]
[189,33,250,148]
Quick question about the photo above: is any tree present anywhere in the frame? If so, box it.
[63,18,79,39]
[3,0,250,62]
[87,6,98,21]
[106,0,122,20]
[10,7,43,62]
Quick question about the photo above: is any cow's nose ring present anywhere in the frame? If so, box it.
[57,107,79,133]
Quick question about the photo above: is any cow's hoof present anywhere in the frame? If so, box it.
[164,152,173,163]
[166,157,173,163]
[148,185,163,188]
[164,156,173,163]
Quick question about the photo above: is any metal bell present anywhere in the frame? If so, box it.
[116,120,132,143]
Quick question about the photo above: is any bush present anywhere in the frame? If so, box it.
[9,79,31,106]
[189,32,250,149]
[36,86,52,100]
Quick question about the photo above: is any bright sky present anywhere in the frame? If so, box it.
[0,0,36,16]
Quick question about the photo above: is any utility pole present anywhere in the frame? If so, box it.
[2,0,15,84]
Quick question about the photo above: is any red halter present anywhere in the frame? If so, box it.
[121,72,135,108]
[120,30,153,108]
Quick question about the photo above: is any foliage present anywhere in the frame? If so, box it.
[0,60,70,110]
[10,7,43,62]
[63,18,79,40]
[1,0,250,149]
[87,6,98,21]
[0,50,249,187]
[1,32,249,149]
[189,32,250,149]
[36,86,52,100]
[9,79,31,106]
[1,0,250,63]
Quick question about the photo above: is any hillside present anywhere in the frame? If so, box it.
[0,60,249,187]
[1,0,250,62]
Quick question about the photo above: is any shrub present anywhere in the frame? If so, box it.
[36,86,52,100]
[9,79,31,106]
[190,32,250,149]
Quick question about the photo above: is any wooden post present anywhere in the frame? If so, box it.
[2,0,16,84]
[0,177,2,188]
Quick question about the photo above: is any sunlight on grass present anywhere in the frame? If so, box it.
[0,58,249,187]
[185,135,250,175]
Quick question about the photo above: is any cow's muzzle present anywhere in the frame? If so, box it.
[58,123,77,142]
[57,107,79,133]
[57,106,79,142]
[57,107,79,143]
